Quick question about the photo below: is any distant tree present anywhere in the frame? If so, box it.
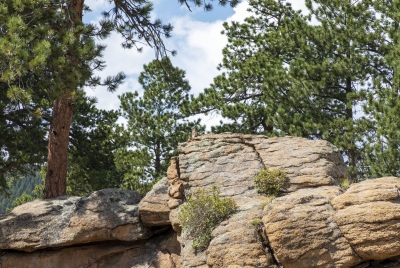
[116,57,203,194]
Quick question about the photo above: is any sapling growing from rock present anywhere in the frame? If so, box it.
[177,185,237,252]
[254,168,288,196]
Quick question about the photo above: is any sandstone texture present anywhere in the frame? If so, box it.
[178,134,348,195]
[139,177,170,227]
[332,177,400,260]
[263,187,361,268]
[0,230,180,268]
[2,133,400,268]
[0,188,152,252]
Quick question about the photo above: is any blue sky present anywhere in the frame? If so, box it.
[154,0,235,22]
[83,0,306,128]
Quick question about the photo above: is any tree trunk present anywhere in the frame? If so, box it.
[43,0,84,199]
[346,76,356,183]
[43,92,73,198]
[155,142,161,176]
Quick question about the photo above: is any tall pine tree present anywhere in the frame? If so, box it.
[116,57,203,194]
[1,0,237,198]
[185,0,386,180]
[363,0,400,178]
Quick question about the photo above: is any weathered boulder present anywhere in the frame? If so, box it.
[178,133,348,194]
[262,187,361,268]
[207,197,278,268]
[139,177,170,227]
[0,189,152,252]
[331,176,400,210]
[333,177,400,260]
[0,230,180,268]
[4,133,400,268]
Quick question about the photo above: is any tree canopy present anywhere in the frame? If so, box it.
[116,57,203,194]
[184,0,400,180]
[0,0,237,198]
[3,0,400,200]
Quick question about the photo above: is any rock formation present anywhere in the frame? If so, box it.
[1,133,400,267]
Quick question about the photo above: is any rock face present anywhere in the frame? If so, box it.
[332,177,400,261]
[0,189,152,252]
[0,231,180,268]
[1,133,400,268]
[139,177,170,227]
[263,187,361,268]
[175,133,348,267]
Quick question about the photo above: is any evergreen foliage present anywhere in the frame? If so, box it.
[0,174,41,213]
[0,0,237,198]
[116,57,204,194]
[362,1,400,178]
[67,90,127,196]
[184,0,399,180]
[254,168,288,196]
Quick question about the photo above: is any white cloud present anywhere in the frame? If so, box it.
[84,1,250,129]
[85,0,308,130]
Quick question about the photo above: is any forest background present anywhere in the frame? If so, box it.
[1,0,399,211]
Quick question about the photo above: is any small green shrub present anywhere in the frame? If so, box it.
[254,168,288,196]
[251,218,262,226]
[178,185,237,252]
[339,177,351,189]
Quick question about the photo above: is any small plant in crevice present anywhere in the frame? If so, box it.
[339,177,351,189]
[177,185,237,252]
[254,168,289,196]
[261,195,276,210]
[251,218,262,226]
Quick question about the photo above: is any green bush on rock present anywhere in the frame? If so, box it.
[254,168,288,196]
[178,185,237,252]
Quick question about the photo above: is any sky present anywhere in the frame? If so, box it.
[83,0,308,129]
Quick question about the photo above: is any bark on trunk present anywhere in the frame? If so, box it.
[43,0,84,199]
[155,142,161,176]
[44,92,73,198]
[346,76,356,183]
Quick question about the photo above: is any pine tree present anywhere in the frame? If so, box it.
[67,90,127,196]
[185,0,386,180]
[116,57,203,194]
[1,0,237,198]
[363,0,400,178]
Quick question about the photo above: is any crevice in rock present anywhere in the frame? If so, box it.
[175,156,181,179]
[326,201,364,263]
[254,219,281,267]
[240,139,266,168]
[151,226,172,235]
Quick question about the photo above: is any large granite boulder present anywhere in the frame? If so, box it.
[332,177,400,260]
[177,133,348,194]
[262,187,361,268]
[0,230,180,268]
[0,189,152,252]
[3,133,400,268]
[170,133,349,267]
[139,177,170,227]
